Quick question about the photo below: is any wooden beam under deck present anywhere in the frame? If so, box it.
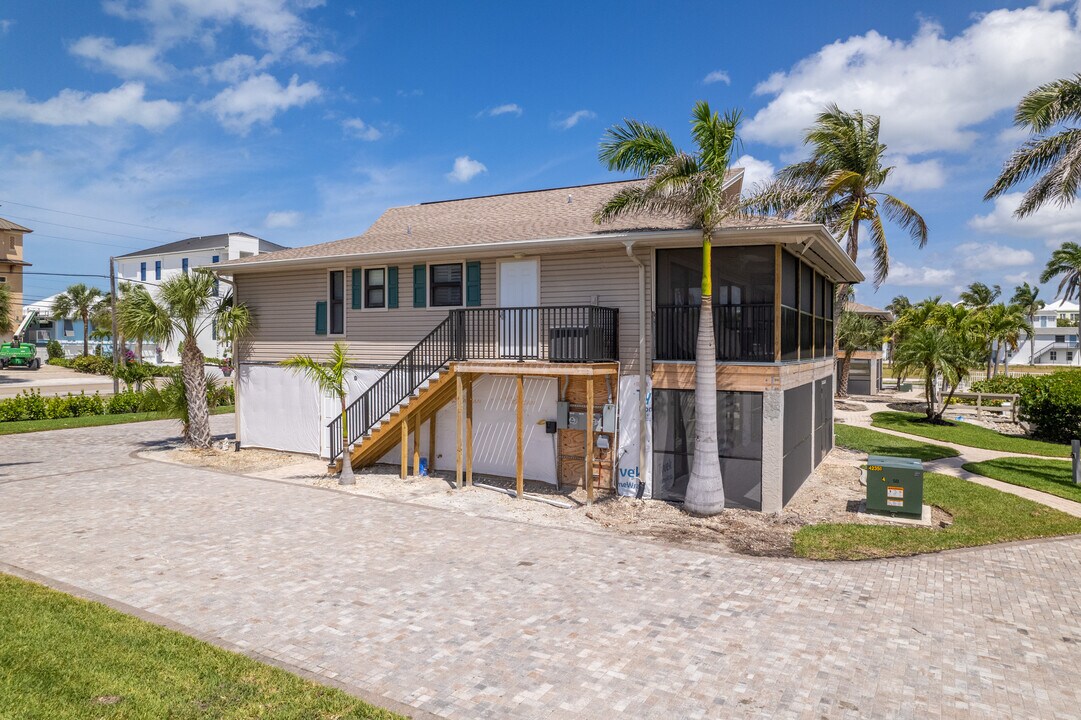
[453,361,619,377]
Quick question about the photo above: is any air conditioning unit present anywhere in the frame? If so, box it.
[549,326,589,362]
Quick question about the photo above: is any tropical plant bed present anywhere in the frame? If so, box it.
[0,573,400,719]
[963,457,1081,504]
[0,407,233,435]
[871,411,1070,458]
[834,422,958,461]
[793,472,1081,560]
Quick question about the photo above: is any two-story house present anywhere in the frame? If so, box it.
[214,176,863,513]
[0,216,32,339]
[115,232,285,364]
[1011,298,1080,367]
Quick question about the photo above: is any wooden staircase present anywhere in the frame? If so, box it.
[346,365,458,469]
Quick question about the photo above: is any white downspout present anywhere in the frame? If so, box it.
[624,241,648,498]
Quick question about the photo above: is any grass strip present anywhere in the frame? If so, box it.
[871,411,1070,458]
[834,423,958,462]
[793,472,1081,560]
[963,457,1081,505]
[0,573,401,719]
[0,407,234,435]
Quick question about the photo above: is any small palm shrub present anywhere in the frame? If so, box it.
[46,340,65,360]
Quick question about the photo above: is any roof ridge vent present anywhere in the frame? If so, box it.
[567,194,573,204]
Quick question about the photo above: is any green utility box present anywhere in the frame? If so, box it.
[866,455,924,517]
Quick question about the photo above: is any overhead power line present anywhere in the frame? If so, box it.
[0,199,194,235]
[29,232,144,251]
[0,212,179,243]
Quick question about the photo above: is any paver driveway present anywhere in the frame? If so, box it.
[2,417,1081,719]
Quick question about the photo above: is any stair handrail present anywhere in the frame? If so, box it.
[328,315,457,461]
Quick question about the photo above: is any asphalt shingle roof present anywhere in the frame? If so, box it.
[0,217,33,233]
[115,232,286,259]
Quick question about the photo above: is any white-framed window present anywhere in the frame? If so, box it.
[1069,352,1075,363]
[1056,335,1066,343]
[364,267,387,309]
[1050,351,1058,362]
[430,262,464,307]
[328,269,346,335]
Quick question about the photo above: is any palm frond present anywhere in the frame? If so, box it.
[879,194,929,249]
[691,101,742,177]
[598,119,677,174]
[984,129,1081,203]
[1015,74,1081,133]
[868,212,889,287]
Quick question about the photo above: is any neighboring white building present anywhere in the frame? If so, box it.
[115,232,286,364]
[1011,298,1080,367]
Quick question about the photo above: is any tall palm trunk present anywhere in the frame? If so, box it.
[81,311,90,356]
[182,339,212,447]
[684,234,724,515]
[838,351,853,397]
[1029,312,1036,366]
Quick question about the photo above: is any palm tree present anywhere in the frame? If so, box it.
[893,325,976,423]
[981,303,1029,377]
[958,281,1001,309]
[835,311,884,397]
[594,101,742,516]
[1011,282,1044,366]
[986,74,1081,217]
[120,269,252,447]
[51,283,104,356]
[281,342,355,485]
[0,283,12,337]
[884,294,911,366]
[1041,241,1081,349]
[748,104,928,287]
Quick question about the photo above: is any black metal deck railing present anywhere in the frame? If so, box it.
[654,303,774,362]
[328,305,619,461]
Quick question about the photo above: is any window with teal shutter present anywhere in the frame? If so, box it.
[413,264,426,307]
[315,301,327,335]
[466,261,481,306]
[387,266,399,308]
[351,269,362,309]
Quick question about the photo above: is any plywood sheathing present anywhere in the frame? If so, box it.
[558,374,617,493]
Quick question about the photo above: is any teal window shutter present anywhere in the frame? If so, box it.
[466,261,482,306]
[413,264,426,308]
[387,266,399,309]
[315,301,327,335]
[351,269,362,309]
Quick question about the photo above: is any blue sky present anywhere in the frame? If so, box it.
[3,0,1080,307]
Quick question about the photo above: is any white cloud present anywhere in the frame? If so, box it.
[104,0,317,55]
[342,117,382,141]
[0,82,181,130]
[0,19,14,34]
[447,156,487,183]
[555,109,596,130]
[397,88,423,97]
[887,261,956,287]
[734,154,775,191]
[886,156,946,191]
[703,69,731,85]
[264,210,301,228]
[745,6,1081,154]
[955,241,1035,270]
[203,73,321,134]
[969,192,1081,246]
[482,103,523,117]
[69,36,167,79]
[1004,272,1032,284]
[201,53,265,83]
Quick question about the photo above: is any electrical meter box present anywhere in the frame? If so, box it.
[865,454,923,517]
[556,402,617,432]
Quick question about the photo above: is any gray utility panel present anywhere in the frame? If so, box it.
[556,401,617,433]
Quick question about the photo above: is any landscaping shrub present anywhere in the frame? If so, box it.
[70,355,112,375]
[973,371,1081,443]
[47,357,72,367]
[45,392,105,419]
[45,340,65,360]
[0,391,48,422]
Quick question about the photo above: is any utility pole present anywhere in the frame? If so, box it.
[110,256,119,395]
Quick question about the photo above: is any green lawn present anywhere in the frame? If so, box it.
[793,472,1081,560]
[0,406,234,435]
[0,574,400,719]
[871,411,1070,458]
[834,423,958,461]
[964,457,1081,504]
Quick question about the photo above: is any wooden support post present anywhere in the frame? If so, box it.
[455,373,464,489]
[516,374,524,499]
[428,413,437,471]
[976,393,983,420]
[586,374,595,505]
[465,374,474,487]
[400,418,408,479]
[413,419,421,475]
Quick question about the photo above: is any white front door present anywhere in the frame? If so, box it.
[498,259,540,358]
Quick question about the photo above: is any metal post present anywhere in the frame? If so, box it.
[109,256,119,395]
[1073,439,1080,485]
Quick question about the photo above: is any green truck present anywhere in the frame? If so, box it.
[0,310,42,370]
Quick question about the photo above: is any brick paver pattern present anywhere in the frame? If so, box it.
[2,417,1080,719]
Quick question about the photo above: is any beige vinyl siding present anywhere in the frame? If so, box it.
[538,245,651,375]
[237,260,497,364]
